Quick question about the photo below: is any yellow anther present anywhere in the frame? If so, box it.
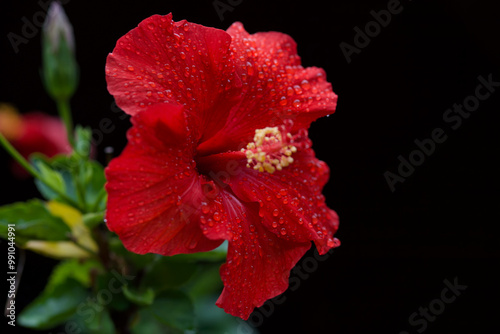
[281,156,290,167]
[244,126,297,174]
[263,162,276,174]
[256,152,266,163]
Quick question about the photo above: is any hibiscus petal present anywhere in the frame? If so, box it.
[199,125,339,253]
[198,188,311,319]
[106,13,241,142]
[16,112,72,158]
[105,104,222,255]
[231,148,339,252]
[197,22,338,156]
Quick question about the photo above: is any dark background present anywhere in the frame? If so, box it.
[1,0,499,333]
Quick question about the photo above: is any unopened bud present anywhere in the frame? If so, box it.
[42,1,78,101]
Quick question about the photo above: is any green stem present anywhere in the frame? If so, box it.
[90,188,107,212]
[0,132,81,209]
[75,163,86,209]
[56,98,75,148]
[0,132,40,177]
[83,211,105,228]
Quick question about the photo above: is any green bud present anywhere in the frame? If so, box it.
[42,1,79,102]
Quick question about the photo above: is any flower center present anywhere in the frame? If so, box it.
[242,126,297,174]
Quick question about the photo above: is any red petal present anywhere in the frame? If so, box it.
[105,104,222,255]
[233,149,339,253]
[197,22,337,156]
[198,189,310,319]
[15,112,71,158]
[199,126,339,254]
[106,14,241,142]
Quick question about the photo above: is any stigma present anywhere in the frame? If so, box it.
[242,126,297,174]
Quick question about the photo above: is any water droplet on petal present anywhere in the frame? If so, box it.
[186,238,198,249]
[213,212,221,221]
[301,79,311,90]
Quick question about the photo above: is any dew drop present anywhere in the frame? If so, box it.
[293,85,303,95]
[246,62,254,75]
[186,238,198,249]
[301,79,311,90]
[213,212,221,221]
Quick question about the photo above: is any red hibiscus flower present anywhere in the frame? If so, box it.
[105,13,340,319]
[0,104,71,177]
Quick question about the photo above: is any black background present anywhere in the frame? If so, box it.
[1,0,499,333]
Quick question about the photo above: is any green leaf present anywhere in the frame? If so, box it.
[46,258,102,290]
[31,154,106,213]
[195,295,244,334]
[140,257,197,292]
[0,199,70,243]
[86,308,115,334]
[123,286,155,306]
[32,156,66,198]
[148,290,195,331]
[184,264,223,300]
[80,160,106,212]
[131,308,183,334]
[32,154,77,207]
[95,271,132,312]
[18,278,87,330]
[18,258,100,330]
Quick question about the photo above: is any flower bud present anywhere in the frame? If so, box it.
[42,1,78,101]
